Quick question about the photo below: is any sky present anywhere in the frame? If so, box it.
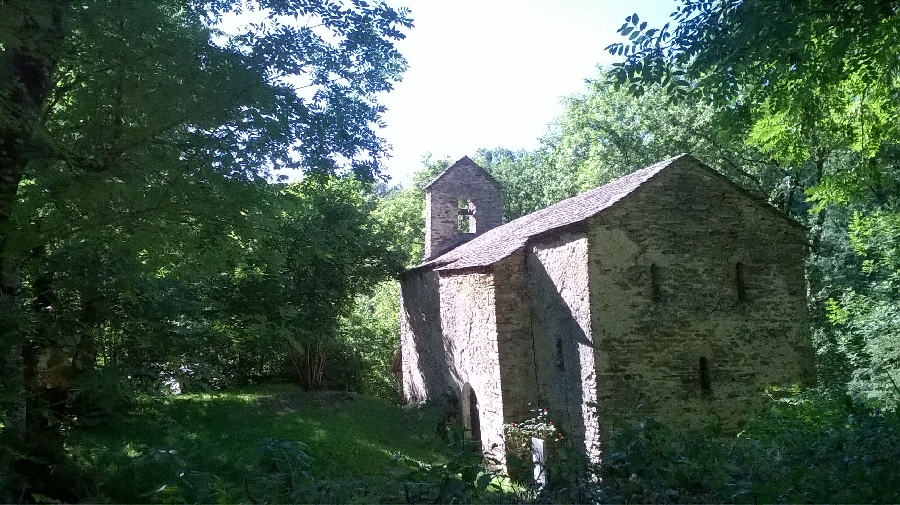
[377,0,679,185]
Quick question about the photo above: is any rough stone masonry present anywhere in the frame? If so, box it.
[399,154,815,468]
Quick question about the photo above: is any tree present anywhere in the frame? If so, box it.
[1,0,412,331]
[1,0,411,327]
[0,1,412,498]
[606,0,900,206]
[327,156,449,401]
[190,177,408,390]
[474,148,557,220]
[822,209,900,405]
[373,155,449,265]
[337,281,405,399]
[541,70,780,197]
[475,68,798,220]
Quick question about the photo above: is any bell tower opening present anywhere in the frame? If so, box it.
[457,197,476,233]
[423,156,502,259]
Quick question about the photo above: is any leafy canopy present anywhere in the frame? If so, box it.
[606,0,900,204]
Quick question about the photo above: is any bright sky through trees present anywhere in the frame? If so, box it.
[377,0,678,184]
[218,0,678,184]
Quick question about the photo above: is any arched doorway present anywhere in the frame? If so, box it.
[461,383,481,443]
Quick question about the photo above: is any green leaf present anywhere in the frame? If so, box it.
[476,473,493,491]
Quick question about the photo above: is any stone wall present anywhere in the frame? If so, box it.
[402,155,814,469]
[399,269,446,402]
[526,231,599,457]
[399,265,507,464]
[425,159,502,259]
[437,270,505,463]
[588,160,814,432]
[492,252,538,422]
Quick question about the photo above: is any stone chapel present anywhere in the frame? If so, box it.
[398,154,815,465]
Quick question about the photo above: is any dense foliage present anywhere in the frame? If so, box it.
[1,0,899,502]
[0,0,412,500]
[554,392,900,504]
[474,72,788,221]
[606,0,900,202]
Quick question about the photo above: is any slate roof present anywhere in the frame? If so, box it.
[418,154,691,272]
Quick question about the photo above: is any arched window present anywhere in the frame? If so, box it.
[457,197,476,233]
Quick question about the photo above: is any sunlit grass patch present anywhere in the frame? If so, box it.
[66,384,448,503]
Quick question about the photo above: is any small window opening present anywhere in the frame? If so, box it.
[457,197,476,233]
[554,338,565,371]
[650,263,661,303]
[699,356,712,396]
[736,262,746,302]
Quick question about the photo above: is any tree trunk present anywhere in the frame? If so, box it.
[0,4,68,499]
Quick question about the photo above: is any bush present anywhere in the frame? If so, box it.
[592,390,900,503]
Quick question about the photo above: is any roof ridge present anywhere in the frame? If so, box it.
[424,156,501,190]
[415,154,690,271]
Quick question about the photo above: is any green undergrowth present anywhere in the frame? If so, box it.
[60,384,900,503]
[65,384,455,502]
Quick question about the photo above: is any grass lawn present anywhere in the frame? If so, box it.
[66,384,451,502]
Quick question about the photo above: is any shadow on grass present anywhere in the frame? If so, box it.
[66,385,448,503]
